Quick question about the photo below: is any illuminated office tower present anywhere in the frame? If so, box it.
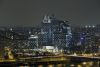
[40,15,72,50]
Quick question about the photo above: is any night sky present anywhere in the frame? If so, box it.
[0,0,100,26]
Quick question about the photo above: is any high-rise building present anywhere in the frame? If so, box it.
[40,15,72,50]
[71,25,100,53]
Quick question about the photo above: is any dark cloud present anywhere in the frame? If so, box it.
[0,0,100,26]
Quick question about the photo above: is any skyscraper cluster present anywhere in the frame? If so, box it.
[39,15,72,50]
[0,15,100,54]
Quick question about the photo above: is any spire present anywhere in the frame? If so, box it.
[43,15,48,21]
[43,15,51,23]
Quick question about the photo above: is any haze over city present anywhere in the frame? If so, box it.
[0,0,100,26]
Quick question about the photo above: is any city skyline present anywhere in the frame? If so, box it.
[0,0,100,26]
[0,0,100,66]
[0,15,100,53]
